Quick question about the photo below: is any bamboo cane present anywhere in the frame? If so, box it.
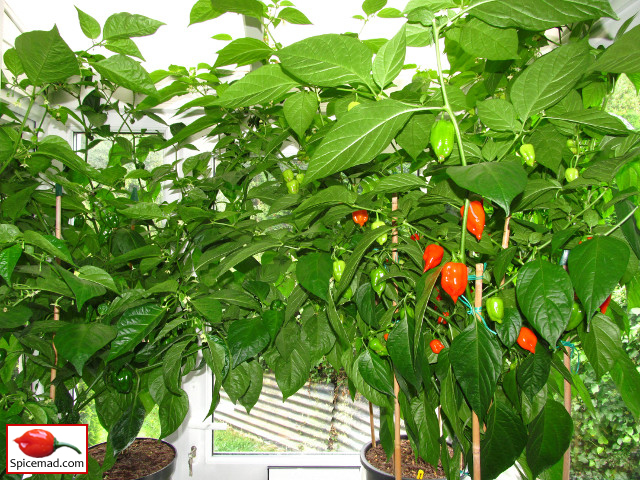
[369,402,376,448]
[472,263,484,480]
[561,252,572,480]
[50,184,62,400]
[391,194,402,480]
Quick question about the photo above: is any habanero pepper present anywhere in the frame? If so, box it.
[441,262,468,304]
[14,429,81,458]
[296,172,305,183]
[566,301,585,330]
[370,267,386,295]
[565,168,579,182]
[517,326,537,354]
[600,294,612,314]
[519,143,536,166]
[111,366,134,394]
[423,244,444,273]
[371,220,387,245]
[286,179,300,194]
[485,297,504,324]
[282,169,295,183]
[429,339,445,354]
[460,200,485,241]
[333,260,346,283]
[438,311,449,324]
[411,233,420,242]
[430,120,455,162]
[352,209,369,227]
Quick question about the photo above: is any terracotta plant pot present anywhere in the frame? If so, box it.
[89,438,176,480]
[360,437,446,480]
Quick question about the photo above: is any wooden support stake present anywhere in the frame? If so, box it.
[50,185,62,400]
[563,347,572,480]
[472,263,484,480]
[391,193,402,480]
[369,402,376,448]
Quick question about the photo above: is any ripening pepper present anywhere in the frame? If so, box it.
[14,429,81,458]
[565,167,579,182]
[520,143,536,166]
[423,244,444,273]
[486,297,504,324]
[566,302,585,330]
[411,233,420,241]
[370,267,386,295]
[438,312,449,324]
[333,260,346,282]
[430,339,445,354]
[460,201,485,241]
[441,262,468,304]
[296,172,305,183]
[371,220,387,245]
[517,326,537,354]
[600,294,612,314]
[282,169,295,182]
[111,366,134,394]
[286,179,300,194]
[430,120,455,161]
[352,209,369,227]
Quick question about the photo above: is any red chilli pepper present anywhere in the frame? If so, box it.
[600,294,612,314]
[460,201,485,241]
[352,209,369,227]
[411,233,421,242]
[441,262,468,304]
[14,429,81,458]
[423,244,444,273]
[430,339,445,354]
[438,311,449,324]
[384,333,389,341]
[517,327,537,354]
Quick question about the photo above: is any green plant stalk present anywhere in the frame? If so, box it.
[604,205,638,236]
[0,87,41,176]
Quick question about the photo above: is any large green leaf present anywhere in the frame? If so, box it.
[227,317,270,368]
[24,229,75,265]
[77,265,119,293]
[510,42,591,121]
[56,266,106,311]
[373,25,406,89]
[55,323,116,375]
[277,34,374,88]
[469,401,527,480]
[516,259,573,346]
[278,7,312,25]
[517,347,551,401]
[610,354,640,420]
[0,305,32,329]
[0,245,22,286]
[209,238,280,283]
[395,113,435,159]
[579,313,623,379]
[447,160,528,215]
[526,400,573,479]
[592,24,640,74]
[159,389,189,438]
[275,346,311,400]
[75,7,101,39]
[110,402,146,456]
[450,321,502,422]
[92,55,157,96]
[357,349,394,396]
[190,0,223,24]
[103,12,165,40]
[568,236,629,316]
[108,304,165,360]
[294,185,356,215]
[211,0,265,19]
[459,18,518,60]
[15,27,79,85]
[471,0,617,30]
[477,99,521,132]
[304,99,419,183]
[387,315,419,389]
[214,38,274,68]
[215,64,299,108]
[296,252,332,301]
[283,91,318,139]
[546,109,630,135]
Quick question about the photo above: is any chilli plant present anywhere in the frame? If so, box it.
[2,1,640,480]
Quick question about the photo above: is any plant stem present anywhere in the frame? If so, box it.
[604,205,638,236]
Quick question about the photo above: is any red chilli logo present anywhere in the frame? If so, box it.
[14,429,81,458]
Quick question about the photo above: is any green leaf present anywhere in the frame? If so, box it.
[516,259,573,346]
[56,266,106,311]
[77,266,119,293]
[190,0,223,25]
[517,348,551,401]
[15,27,80,85]
[278,7,312,24]
[211,0,266,19]
[459,18,518,60]
[303,313,335,361]
[0,305,32,329]
[450,321,502,422]
[108,304,165,360]
[159,388,189,438]
[103,12,165,40]
[92,55,157,96]
[373,25,406,89]
[163,340,188,394]
[210,238,280,283]
[477,99,521,132]
[296,252,332,301]
[496,307,522,348]
[75,7,101,39]
[277,34,374,88]
[592,25,640,74]
[110,402,146,456]
[510,42,591,121]
[526,400,573,479]
[493,246,516,285]
[546,109,630,135]
[304,99,418,183]
[284,91,318,139]
[387,315,419,389]
[528,124,565,174]
[447,160,528,215]
[470,401,527,480]
[610,354,640,420]
[214,38,274,68]
[23,230,75,265]
[374,173,428,193]
[55,323,116,375]
[355,284,378,328]
[118,202,166,220]
[227,317,270,368]
[238,360,263,413]
[357,349,394,396]
[395,112,435,159]
[568,236,629,316]
[275,346,311,400]
[190,297,222,323]
[579,313,623,379]
[3,48,24,77]
[215,64,299,108]
[294,185,356,215]
[471,0,617,30]
[105,39,145,61]
[363,0,387,16]
[263,309,285,342]
[615,199,640,261]
[0,245,22,286]
[0,224,21,245]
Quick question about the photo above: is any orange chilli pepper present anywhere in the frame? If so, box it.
[517,327,537,354]
[441,262,467,304]
[430,339,445,354]
[423,244,444,272]
[460,200,485,241]
[352,209,369,227]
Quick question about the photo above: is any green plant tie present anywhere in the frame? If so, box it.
[467,263,487,281]
[559,339,580,374]
[459,295,497,335]
[55,183,63,197]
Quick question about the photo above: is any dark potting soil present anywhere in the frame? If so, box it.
[89,438,175,480]
[365,439,447,479]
